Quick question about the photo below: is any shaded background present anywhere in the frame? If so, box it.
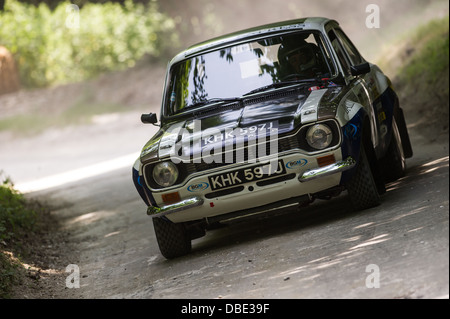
[0,0,448,130]
[0,0,448,138]
[2,0,449,69]
[155,0,446,61]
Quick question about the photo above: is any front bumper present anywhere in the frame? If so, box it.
[147,197,204,218]
[299,156,356,182]
[146,156,356,221]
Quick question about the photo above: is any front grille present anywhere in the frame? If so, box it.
[143,119,340,190]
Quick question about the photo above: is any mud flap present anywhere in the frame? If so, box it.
[396,108,413,158]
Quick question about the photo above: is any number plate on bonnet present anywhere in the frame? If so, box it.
[208,160,285,191]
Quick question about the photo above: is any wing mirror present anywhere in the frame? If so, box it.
[351,62,371,76]
[141,113,158,125]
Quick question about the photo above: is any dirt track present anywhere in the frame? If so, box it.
[0,106,448,299]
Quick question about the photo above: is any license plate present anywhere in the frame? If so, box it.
[208,160,285,191]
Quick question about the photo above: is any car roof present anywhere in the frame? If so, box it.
[169,17,336,65]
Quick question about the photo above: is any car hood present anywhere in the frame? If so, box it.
[140,86,343,163]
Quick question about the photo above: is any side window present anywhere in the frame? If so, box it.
[328,29,351,76]
[335,29,364,65]
[314,33,337,77]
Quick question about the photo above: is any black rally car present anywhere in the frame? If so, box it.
[133,17,413,258]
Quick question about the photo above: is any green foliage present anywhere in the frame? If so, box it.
[0,173,37,242]
[390,16,449,139]
[0,171,39,298]
[0,0,178,87]
[0,251,20,299]
[400,16,449,83]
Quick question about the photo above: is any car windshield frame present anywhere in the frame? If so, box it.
[162,30,337,117]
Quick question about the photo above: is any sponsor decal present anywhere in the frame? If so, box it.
[286,159,308,169]
[377,111,386,122]
[339,100,363,125]
[301,89,327,124]
[187,182,209,192]
[327,81,337,87]
[344,123,358,139]
[308,86,322,91]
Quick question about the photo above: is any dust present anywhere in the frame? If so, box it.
[158,0,449,62]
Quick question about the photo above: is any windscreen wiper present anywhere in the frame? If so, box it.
[243,78,320,96]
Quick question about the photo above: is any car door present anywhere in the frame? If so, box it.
[327,26,382,155]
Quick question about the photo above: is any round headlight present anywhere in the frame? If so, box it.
[306,124,333,150]
[152,161,179,187]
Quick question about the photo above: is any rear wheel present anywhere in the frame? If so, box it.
[346,145,381,210]
[152,217,192,259]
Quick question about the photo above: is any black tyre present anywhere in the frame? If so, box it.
[346,145,381,210]
[152,217,191,259]
[383,117,406,182]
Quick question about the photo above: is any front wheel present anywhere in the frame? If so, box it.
[346,145,381,211]
[153,217,192,259]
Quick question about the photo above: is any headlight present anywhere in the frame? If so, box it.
[152,161,179,187]
[306,124,333,150]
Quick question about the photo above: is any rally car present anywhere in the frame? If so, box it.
[133,17,413,258]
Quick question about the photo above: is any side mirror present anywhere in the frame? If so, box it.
[350,62,371,76]
[141,113,158,124]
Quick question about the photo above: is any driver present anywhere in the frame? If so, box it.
[278,38,318,78]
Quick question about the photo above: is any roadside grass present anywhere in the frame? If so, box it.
[397,16,449,88]
[0,176,36,243]
[396,16,449,137]
[0,251,21,298]
[377,15,449,85]
[0,173,38,298]
[0,173,69,299]
[375,15,449,140]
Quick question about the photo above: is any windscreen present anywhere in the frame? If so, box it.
[164,31,335,116]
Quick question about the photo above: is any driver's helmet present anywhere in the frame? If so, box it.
[278,39,316,74]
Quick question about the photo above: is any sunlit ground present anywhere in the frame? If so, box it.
[14,152,139,193]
